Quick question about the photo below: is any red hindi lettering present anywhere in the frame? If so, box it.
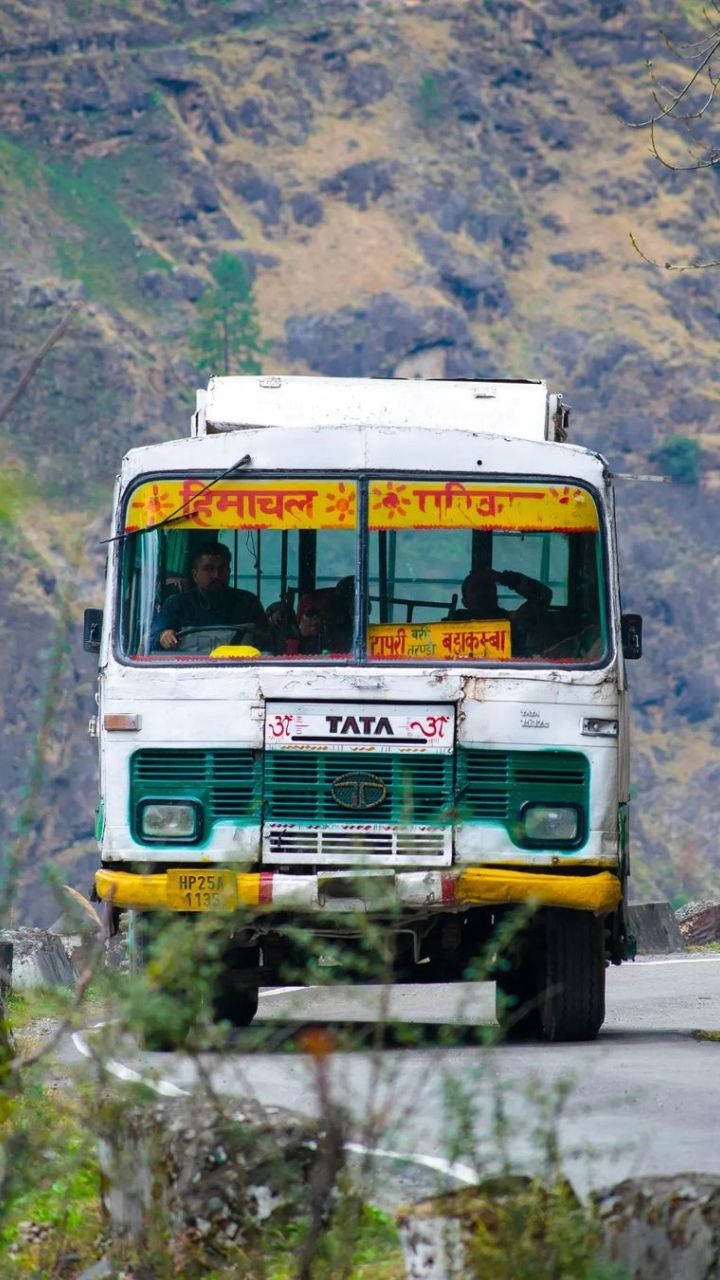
[180,479,215,527]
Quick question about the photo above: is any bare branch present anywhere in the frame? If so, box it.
[647,117,720,168]
[0,304,82,428]
[651,70,720,123]
[626,34,720,128]
[629,231,720,271]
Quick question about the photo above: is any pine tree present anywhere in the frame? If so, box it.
[189,253,266,375]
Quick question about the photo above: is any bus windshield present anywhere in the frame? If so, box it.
[118,475,608,665]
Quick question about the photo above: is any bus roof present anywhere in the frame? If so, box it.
[195,376,558,441]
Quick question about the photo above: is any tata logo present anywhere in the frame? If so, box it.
[326,715,393,737]
[330,772,388,811]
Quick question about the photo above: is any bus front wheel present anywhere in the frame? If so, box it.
[212,941,260,1028]
[495,937,542,1039]
[537,908,606,1043]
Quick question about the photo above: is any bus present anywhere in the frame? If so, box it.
[86,375,640,1042]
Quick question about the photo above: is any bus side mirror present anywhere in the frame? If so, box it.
[84,608,103,654]
[621,613,642,660]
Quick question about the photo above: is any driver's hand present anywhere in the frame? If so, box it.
[159,629,178,649]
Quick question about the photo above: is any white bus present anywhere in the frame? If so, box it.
[86,376,640,1041]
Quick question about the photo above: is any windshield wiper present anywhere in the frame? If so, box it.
[102,454,252,545]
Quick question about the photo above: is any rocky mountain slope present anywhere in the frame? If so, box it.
[2,0,720,923]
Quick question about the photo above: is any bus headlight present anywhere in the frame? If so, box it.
[139,802,199,840]
[522,804,580,845]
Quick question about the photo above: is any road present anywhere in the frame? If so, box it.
[74,953,720,1205]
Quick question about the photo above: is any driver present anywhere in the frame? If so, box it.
[151,541,267,650]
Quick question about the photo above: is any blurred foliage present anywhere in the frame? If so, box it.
[650,435,701,484]
[0,1078,102,1276]
[415,72,447,127]
[462,1175,626,1279]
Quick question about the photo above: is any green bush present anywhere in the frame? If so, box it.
[416,73,447,127]
[650,435,701,484]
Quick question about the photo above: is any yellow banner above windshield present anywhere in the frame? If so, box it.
[369,480,599,532]
[125,479,357,531]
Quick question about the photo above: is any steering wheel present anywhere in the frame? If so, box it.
[175,625,255,655]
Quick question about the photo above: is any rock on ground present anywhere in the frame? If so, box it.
[676,901,720,946]
[0,927,76,989]
[97,1095,323,1253]
[597,1174,720,1279]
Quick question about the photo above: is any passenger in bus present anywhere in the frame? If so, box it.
[289,594,325,655]
[151,541,268,650]
[266,596,300,653]
[323,575,354,652]
[449,568,551,655]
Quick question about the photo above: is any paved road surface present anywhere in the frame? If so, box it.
[76,954,720,1204]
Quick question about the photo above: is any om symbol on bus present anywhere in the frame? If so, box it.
[268,713,294,739]
[408,714,450,740]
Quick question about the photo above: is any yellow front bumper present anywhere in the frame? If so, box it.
[95,866,621,916]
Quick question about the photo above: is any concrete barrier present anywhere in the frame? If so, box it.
[626,902,685,955]
[0,927,76,989]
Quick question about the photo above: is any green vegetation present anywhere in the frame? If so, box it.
[0,134,172,308]
[650,435,701,484]
[459,1176,626,1279]
[0,1079,102,1277]
[190,252,267,375]
[0,137,40,194]
[0,470,24,528]
[48,149,171,305]
[415,72,447,127]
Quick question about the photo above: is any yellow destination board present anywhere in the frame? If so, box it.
[125,479,357,531]
[369,480,599,532]
[368,619,512,661]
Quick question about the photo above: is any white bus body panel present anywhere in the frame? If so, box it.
[197,375,550,440]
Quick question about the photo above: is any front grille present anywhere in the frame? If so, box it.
[457,748,589,823]
[131,749,260,826]
[264,752,453,826]
[130,745,589,854]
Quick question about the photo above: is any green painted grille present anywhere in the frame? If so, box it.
[129,745,589,849]
[264,752,453,826]
[131,749,261,831]
[457,748,589,829]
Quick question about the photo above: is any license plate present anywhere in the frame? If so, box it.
[166,869,238,912]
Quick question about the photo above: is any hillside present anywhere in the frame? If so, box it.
[1,0,720,923]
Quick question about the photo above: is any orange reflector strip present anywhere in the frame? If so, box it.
[103,713,141,731]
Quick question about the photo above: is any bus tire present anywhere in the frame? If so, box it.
[538,908,606,1043]
[495,943,542,1039]
[212,942,260,1028]
[126,912,195,1052]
